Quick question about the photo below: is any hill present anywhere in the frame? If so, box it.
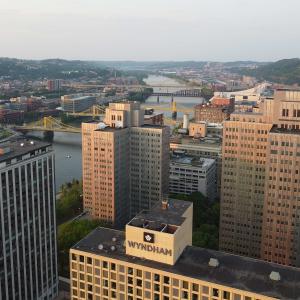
[0,58,111,81]
[235,58,300,85]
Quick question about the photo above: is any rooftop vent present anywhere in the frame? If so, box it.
[270,271,281,281]
[110,246,116,251]
[112,237,117,242]
[30,141,34,145]
[208,258,219,268]
[20,143,24,147]
[98,244,104,250]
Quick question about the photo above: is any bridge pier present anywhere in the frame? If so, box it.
[43,131,54,142]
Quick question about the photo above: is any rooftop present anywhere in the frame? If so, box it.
[72,227,300,300]
[128,199,191,231]
[171,155,215,168]
[0,139,51,163]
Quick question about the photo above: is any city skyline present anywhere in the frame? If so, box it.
[1,0,300,61]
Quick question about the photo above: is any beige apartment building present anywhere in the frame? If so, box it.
[70,198,300,300]
[220,89,300,267]
[261,89,300,267]
[82,102,169,226]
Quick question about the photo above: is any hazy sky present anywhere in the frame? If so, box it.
[1,0,300,61]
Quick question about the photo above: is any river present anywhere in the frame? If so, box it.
[30,75,204,190]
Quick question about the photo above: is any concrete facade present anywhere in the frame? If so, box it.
[169,156,217,200]
[70,199,300,300]
[0,140,58,299]
[82,102,169,226]
[220,89,300,267]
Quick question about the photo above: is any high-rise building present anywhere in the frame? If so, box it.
[220,89,300,267]
[261,89,300,267]
[82,102,169,226]
[70,198,300,300]
[219,110,273,258]
[0,140,58,299]
[47,79,61,92]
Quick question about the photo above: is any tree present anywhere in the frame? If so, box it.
[170,192,220,250]
[58,219,109,277]
[56,179,83,224]
[193,224,219,250]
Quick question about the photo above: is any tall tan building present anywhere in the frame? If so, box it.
[220,89,300,267]
[261,89,300,267]
[82,102,169,226]
[70,198,300,300]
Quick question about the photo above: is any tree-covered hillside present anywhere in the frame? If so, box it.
[0,58,111,80]
[236,58,300,85]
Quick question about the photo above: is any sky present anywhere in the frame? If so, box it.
[1,0,300,62]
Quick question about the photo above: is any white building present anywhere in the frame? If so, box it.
[169,156,216,200]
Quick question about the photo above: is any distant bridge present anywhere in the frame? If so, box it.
[66,105,106,118]
[15,117,81,133]
[15,114,183,134]
[153,89,203,97]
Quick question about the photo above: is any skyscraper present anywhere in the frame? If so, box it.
[220,89,300,267]
[0,140,58,299]
[82,102,169,226]
[261,89,300,267]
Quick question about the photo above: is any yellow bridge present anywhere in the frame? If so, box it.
[15,116,81,133]
[15,102,188,133]
[66,105,106,117]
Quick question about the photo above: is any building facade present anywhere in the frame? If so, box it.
[0,140,58,299]
[61,94,97,112]
[220,89,300,267]
[70,199,300,300]
[261,89,300,267]
[170,137,222,196]
[82,102,169,226]
[169,156,216,200]
[194,104,231,123]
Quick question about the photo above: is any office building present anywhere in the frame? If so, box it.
[194,104,232,123]
[261,89,300,267]
[47,79,61,92]
[0,140,58,299]
[82,102,169,226]
[170,156,216,200]
[61,94,97,112]
[70,198,300,300]
[220,89,300,267]
[170,136,222,195]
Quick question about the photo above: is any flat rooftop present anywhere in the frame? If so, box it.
[0,139,51,163]
[171,136,222,148]
[128,199,191,232]
[72,227,300,300]
[171,156,215,168]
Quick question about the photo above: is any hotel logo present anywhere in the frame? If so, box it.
[143,232,154,243]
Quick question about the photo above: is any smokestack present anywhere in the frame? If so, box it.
[183,113,189,129]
